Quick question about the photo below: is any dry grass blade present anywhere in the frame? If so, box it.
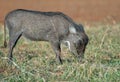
[1,57,34,76]
[99,26,109,49]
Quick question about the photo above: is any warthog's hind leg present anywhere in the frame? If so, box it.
[8,31,22,64]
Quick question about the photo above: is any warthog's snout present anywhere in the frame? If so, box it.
[64,26,89,61]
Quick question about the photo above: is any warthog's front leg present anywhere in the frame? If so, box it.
[51,41,63,64]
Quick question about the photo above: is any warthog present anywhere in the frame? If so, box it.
[3,9,89,64]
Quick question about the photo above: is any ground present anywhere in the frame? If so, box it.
[0,0,120,24]
[0,24,120,82]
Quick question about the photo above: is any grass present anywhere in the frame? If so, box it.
[0,23,120,82]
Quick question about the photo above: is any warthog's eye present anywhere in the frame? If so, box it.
[74,40,82,47]
[75,40,85,51]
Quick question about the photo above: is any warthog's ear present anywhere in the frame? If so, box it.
[69,26,77,34]
[78,24,85,32]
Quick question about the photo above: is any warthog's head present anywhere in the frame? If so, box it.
[64,24,89,61]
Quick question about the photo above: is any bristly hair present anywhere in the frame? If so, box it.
[14,9,84,32]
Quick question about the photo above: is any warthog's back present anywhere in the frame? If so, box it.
[5,9,73,41]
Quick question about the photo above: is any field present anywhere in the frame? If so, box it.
[0,23,120,82]
[0,0,120,23]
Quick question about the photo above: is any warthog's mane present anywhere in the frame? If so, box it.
[15,9,75,25]
[15,9,74,23]
[9,9,83,32]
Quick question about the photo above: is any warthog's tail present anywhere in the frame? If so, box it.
[3,21,7,48]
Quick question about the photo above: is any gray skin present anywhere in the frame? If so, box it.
[3,9,89,64]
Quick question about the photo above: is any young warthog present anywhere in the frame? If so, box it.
[4,9,89,64]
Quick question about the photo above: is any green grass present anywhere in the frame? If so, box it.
[0,24,120,82]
